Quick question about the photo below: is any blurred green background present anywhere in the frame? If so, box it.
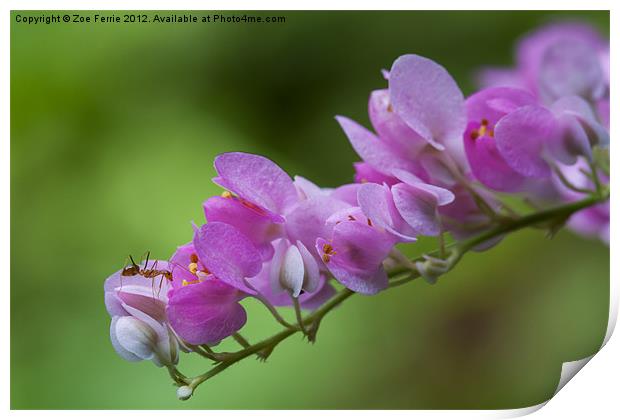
[11,10,609,409]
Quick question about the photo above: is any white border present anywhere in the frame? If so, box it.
[3,1,616,418]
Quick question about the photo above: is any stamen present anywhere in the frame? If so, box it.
[367,218,373,226]
[239,198,266,215]
[188,262,198,274]
[470,118,493,140]
[221,191,233,199]
[321,243,336,263]
[181,279,200,287]
[196,271,210,281]
[347,215,356,221]
[387,104,393,113]
[189,253,198,263]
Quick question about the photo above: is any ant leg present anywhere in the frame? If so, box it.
[156,273,164,298]
[150,260,160,297]
[120,256,132,290]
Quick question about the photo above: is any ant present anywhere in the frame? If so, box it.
[121,251,173,297]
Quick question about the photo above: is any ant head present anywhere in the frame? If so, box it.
[121,255,141,276]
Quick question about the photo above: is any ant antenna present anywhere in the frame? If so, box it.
[143,251,151,269]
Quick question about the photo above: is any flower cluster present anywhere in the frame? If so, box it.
[103,22,610,392]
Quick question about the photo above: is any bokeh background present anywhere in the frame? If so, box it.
[11,10,609,409]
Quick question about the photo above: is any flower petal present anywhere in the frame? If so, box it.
[392,169,455,206]
[193,222,262,294]
[285,195,350,254]
[213,152,298,214]
[166,280,247,345]
[539,40,605,102]
[494,105,557,178]
[391,183,441,237]
[465,87,536,126]
[330,183,361,206]
[463,122,526,192]
[113,316,158,360]
[293,176,325,200]
[110,317,143,362]
[316,221,393,295]
[551,95,609,149]
[368,89,429,156]
[104,263,171,318]
[550,114,590,165]
[248,267,332,309]
[389,54,466,151]
[353,162,399,185]
[357,182,417,241]
[297,241,320,293]
[517,22,607,94]
[336,115,415,176]
[279,244,305,298]
[203,196,284,249]
[318,239,388,296]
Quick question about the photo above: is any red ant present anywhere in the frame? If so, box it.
[121,251,173,297]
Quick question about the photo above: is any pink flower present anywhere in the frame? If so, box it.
[478,22,609,104]
[205,152,347,302]
[165,241,250,345]
[316,207,396,295]
[339,54,469,187]
[553,158,609,244]
[464,87,608,192]
[104,261,180,366]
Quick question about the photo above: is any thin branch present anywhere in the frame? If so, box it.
[552,163,594,194]
[387,272,420,289]
[292,296,308,336]
[232,333,251,349]
[253,292,295,329]
[586,158,604,196]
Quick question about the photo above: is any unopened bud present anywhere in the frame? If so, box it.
[177,385,193,401]
[415,254,453,284]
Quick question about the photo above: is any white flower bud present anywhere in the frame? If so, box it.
[110,316,179,367]
[114,316,158,360]
[279,245,305,297]
[177,386,193,401]
[415,254,452,284]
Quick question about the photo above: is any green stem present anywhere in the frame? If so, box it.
[232,333,251,349]
[552,163,594,194]
[292,296,308,335]
[189,328,299,390]
[388,272,420,289]
[167,366,188,386]
[587,159,604,195]
[456,193,606,255]
[254,292,294,329]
